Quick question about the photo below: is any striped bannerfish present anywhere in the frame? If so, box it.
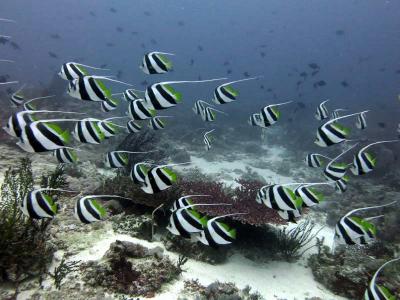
[128,99,156,120]
[200,107,226,122]
[335,176,349,194]
[364,258,400,300]
[170,195,211,212]
[315,99,330,121]
[140,51,174,74]
[330,108,347,120]
[356,111,368,130]
[21,188,76,219]
[18,118,81,153]
[334,201,396,248]
[258,101,293,128]
[72,118,106,144]
[145,78,226,110]
[148,116,172,130]
[304,153,332,168]
[23,95,56,111]
[248,113,262,127]
[193,100,213,116]
[9,84,26,106]
[74,195,107,224]
[196,213,247,247]
[53,147,79,164]
[255,184,272,205]
[97,116,127,138]
[123,89,143,102]
[278,208,302,223]
[212,77,259,105]
[324,143,358,181]
[167,203,229,238]
[203,129,215,150]
[167,207,206,238]
[258,184,303,211]
[130,162,151,185]
[58,62,108,81]
[67,76,132,110]
[141,162,190,194]
[294,182,333,207]
[100,98,118,112]
[315,111,368,147]
[350,140,399,176]
[105,150,155,168]
[3,110,84,138]
[126,120,142,133]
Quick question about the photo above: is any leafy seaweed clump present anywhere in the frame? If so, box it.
[0,158,54,288]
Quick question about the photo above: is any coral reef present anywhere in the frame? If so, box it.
[180,279,264,300]
[179,179,285,226]
[308,246,400,299]
[82,240,182,297]
[110,213,152,241]
[48,256,80,290]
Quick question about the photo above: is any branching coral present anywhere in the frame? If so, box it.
[179,179,286,226]
[49,256,80,290]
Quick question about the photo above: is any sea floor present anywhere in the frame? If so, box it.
[0,142,347,300]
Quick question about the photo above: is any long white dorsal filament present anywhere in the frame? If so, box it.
[207,107,227,115]
[344,201,397,218]
[324,111,370,127]
[152,51,175,56]
[0,18,16,23]
[0,59,15,63]
[1,81,18,85]
[156,162,191,168]
[90,76,133,87]
[371,257,400,286]
[183,203,231,209]
[112,150,158,154]
[74,62,109,70]
[320,99,330,106]
[82,195,133,200]
[359,140,400,154]
[158,78,228,85]
[204,129,215,136]
[268,100,293,107]
[26,110,86,115]
[326,143,359,168]
[219,76,261,87]
[0,35,11,39]
[209,212,248,223]
[35,188,78,193]
[23,95,56,109]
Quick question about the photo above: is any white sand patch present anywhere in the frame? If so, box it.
[176,146,294,188]
[67,225,346,300]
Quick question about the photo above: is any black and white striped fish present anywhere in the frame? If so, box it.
[123,89,143,101]
[248,113,262,127]
[294,183,329,207]
[193,100,212,116]
[304,153,332,168]
[126,120,142,133]
[9,84,26,106]
[200,107,226,122]
[21,188,75,219]
[59,62,108,81]
[258,101,292,128]
[278,208,302,223]
[257,184,303,211]
[334,201,396,247]
[364,257,400,300]
[203,129,215,151]
[213,77,258,104]
[315,99,329,121]
[196,213,246,247]
[324,144,357,181]
[74,195,108,224]
[100,98,118,112]
[330,108,346,120]
[141,163,188,194]
[130,162,150,185]
[350,140,398,176]
[335,176,349,194]
[170,195,211,212]
[67,76,130,108]
[167,206,206,238]
[356,111,368,130]
[97,117,127,138]
[140,51,174,74]
[145,78,226,110]
[128,99,156,120]
[72,118,106,144]
[18,118,80,153]
[53,147,79,164]
[148,116,172,130]
[105,150,153,168]
[315,112,367,147]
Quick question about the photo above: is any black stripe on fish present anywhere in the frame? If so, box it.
[88,77,106,100]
